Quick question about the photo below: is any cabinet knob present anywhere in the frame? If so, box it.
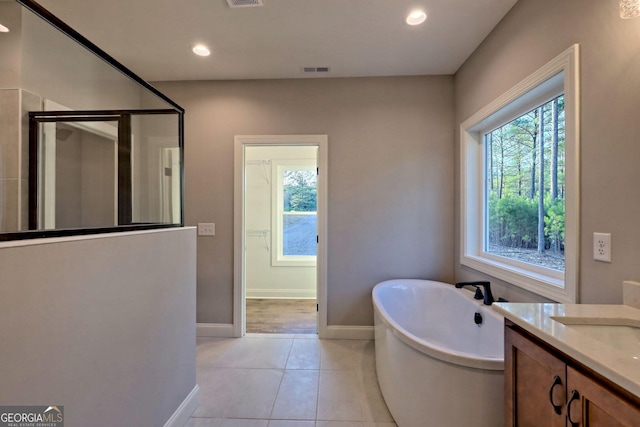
[548,375,564,415]
[566,389,581,427]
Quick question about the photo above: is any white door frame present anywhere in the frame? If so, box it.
[233,135,328,338]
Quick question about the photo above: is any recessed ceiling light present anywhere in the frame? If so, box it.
[406,10,427,26]
[0,24,9,33]
[192,44,211,57]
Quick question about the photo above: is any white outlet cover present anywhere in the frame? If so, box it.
[593,232,611,262]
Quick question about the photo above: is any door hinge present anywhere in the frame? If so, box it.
[317,304,319,312]
[316,235,319,244]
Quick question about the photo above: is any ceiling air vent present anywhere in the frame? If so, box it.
[226,0,263,7]
[302,67,331,74]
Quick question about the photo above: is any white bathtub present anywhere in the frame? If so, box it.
[373,279,504,427]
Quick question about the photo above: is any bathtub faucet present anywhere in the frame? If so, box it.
[454,281,495,306]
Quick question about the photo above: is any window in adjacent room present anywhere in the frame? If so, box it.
[460,45,579,303]
[272,160,317,266]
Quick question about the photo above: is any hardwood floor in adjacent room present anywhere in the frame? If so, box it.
[246,299,317,334]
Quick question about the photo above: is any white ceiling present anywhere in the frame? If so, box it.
[35,0,517,82]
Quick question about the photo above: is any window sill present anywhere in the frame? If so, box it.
[461,254,573,303]
[272,257,317,267]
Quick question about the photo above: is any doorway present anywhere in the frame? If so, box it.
[234,135,328,337]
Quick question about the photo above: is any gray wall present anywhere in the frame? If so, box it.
[20,6,144,110]
[0,2,21,88]
[0,228,197,427]
[55,127,116,229]
[155,76,455,326]
[454,0,640,303]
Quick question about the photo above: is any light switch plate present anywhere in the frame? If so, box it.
[198,223,215,236]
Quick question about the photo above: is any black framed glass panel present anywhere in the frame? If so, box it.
[0,0,184,240]
[28,109,181,232]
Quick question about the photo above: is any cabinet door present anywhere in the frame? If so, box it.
[505,326,566,427]
[566,366,640,427]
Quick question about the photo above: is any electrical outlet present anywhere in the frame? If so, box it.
[593,232,611,263]
[198,223,215,236]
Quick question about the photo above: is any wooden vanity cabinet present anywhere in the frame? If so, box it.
[565,366,640,427]
[505,321,640,427]
[505,322,566,427]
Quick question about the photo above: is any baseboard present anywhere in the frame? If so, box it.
[163,385,200,427]
[196,323,235,338]
[246,289,317,299]
[323,325,374,340]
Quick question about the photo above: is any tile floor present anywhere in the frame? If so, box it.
[188,334,397,427]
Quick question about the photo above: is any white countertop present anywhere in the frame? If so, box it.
[493,302,640,399]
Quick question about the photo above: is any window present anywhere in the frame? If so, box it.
[485,94,565,271]
[460,45,579,303]
[272,159,317,266]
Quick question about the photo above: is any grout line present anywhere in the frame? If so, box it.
[315,363,321,422]
[267,338,292,420]
[283,336,294,369]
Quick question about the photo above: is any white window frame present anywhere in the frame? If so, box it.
[460,44,580,303]
[271,159,318,267]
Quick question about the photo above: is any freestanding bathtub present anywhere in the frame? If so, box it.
[373,279,504,427]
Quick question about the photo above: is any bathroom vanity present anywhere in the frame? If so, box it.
[494,302,640,427]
